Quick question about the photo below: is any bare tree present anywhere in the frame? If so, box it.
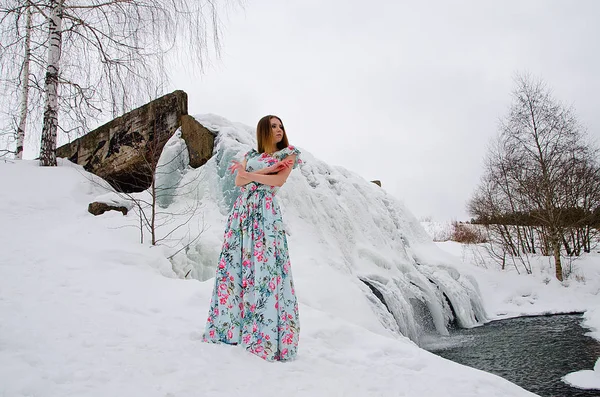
[0,0,46,158]
[38,0,63,165]
[468,73,599,280]
[15,2,32,159]
[84,125,206,253]
[1,0,229,163]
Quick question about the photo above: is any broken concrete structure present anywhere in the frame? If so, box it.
[56,90,214,192]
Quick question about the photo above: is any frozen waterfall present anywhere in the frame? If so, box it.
[164,113,488,346]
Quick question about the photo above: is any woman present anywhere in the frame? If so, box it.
[203,115,301,361]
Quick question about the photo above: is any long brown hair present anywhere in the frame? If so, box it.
[256,115,289,153]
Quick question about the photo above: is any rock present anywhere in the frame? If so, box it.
[88,202,129,216]
[371,180,382,187]
[92,192,135,210]
[180,115,215,168]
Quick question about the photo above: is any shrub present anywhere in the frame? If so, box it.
[451,221,487,244]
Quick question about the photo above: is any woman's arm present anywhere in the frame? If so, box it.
[233,158,294,186]
[239,155,296,187]
[253,167,276,175]
[254,158,294,175]
[234,160,252,186]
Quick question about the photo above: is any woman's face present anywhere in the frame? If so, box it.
[270,117,284,144]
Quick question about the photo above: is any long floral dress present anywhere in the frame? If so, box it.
[203,145,301,361]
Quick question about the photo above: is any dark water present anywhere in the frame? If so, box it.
[424,314,600,397]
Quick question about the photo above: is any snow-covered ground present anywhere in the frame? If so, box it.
[563,357,600,390]
[420,220,453,242]
[1,114,598,396]
[431,240,600,320]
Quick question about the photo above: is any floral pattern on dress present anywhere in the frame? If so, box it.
[203,145,302,361]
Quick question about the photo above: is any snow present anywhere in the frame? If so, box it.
[433,241,600,320]
[1,113,598,396]
[420,220,453,242]
[155,128,190,208]
[563,306,600,390]
[0,160,537,397]
[91,192,134,211]
[583,307,600,342]
[562,358,600,390]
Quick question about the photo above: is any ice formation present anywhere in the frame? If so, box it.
[165,113,488,345]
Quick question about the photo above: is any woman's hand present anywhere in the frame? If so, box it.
[230,161,250,179]
[229,160,245,174]
[264,159,294,174]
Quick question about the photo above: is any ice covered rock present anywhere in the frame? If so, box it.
[88,192,134,216]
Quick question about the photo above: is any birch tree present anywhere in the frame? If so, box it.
[15,2,33,159]
[1,0,227,163]
[39,0,63,166]
[0,0,45,159]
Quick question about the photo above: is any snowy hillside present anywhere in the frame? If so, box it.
[0,116,541,396]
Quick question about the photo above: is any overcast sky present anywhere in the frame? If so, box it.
[168,0,600,221]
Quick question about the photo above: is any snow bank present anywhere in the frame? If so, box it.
[562,358,600,390]
[0,142,538,396]
[435,241,600,320]
[562,307,600,390]
[582,307,600,341]
[421,220,453,242]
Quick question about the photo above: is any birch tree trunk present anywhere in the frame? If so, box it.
[552,231,563,281]
[16,2,32,160]
[39,0,64,167]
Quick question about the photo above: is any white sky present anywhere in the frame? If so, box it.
[167,0,600,221]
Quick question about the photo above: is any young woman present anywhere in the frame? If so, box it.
[203,115,301,361]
